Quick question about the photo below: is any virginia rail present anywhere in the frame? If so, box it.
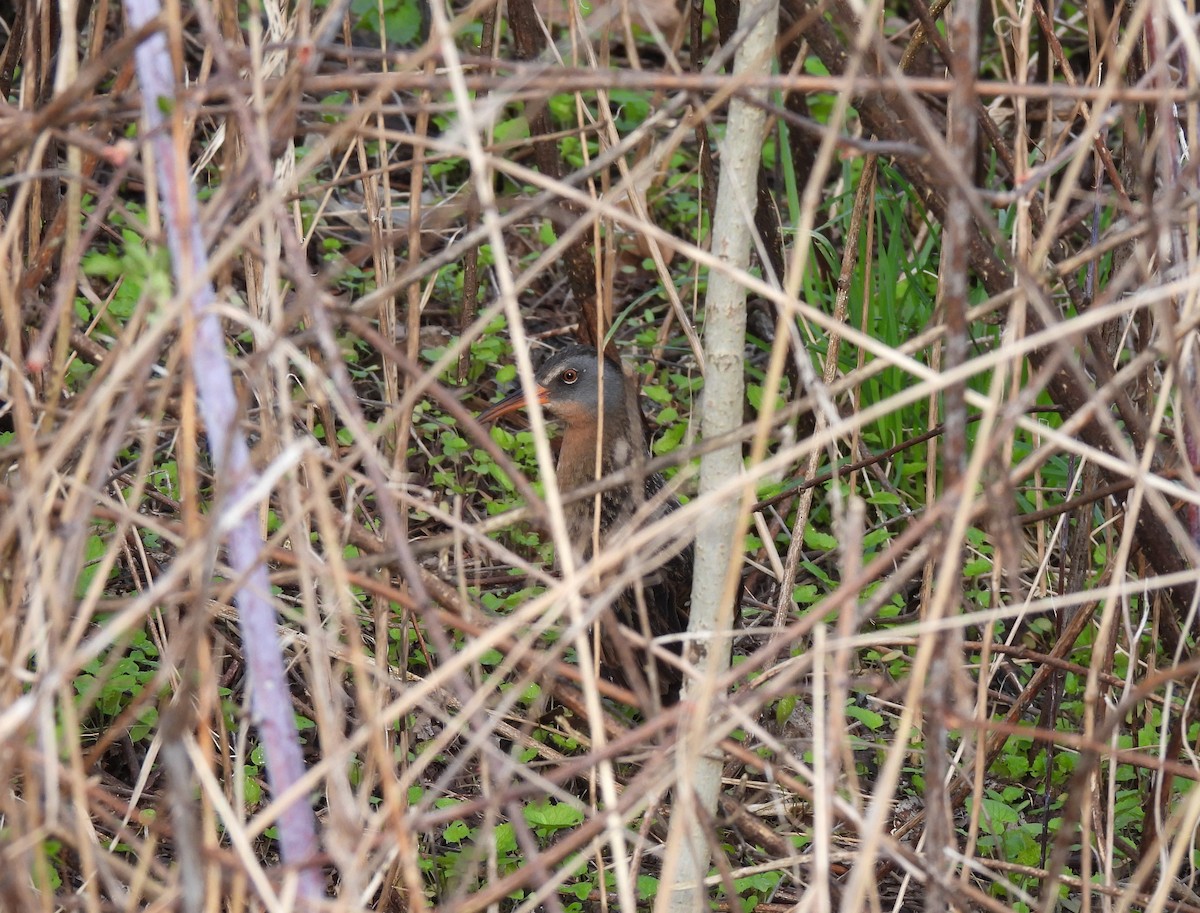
[478,345,692,703]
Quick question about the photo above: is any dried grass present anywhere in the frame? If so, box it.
[3,0,1200,910]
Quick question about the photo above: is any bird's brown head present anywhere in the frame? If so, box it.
[478,345,628,430]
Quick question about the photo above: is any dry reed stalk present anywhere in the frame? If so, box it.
[3,0,1200,909]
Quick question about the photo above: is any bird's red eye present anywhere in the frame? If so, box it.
[561,369,579,384]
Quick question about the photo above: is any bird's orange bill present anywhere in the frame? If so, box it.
[478,385,549,423]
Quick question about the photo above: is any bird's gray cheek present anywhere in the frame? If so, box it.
[611,438,631,465]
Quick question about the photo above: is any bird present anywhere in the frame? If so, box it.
[478,345,693,704]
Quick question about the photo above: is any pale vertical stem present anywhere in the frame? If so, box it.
[121,0,323,902]
[925,0,978,906]
[660,0,776,908]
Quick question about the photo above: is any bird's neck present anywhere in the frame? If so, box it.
[556,417,633,492]
[555,420,639,564]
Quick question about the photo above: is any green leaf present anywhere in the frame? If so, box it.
[862,527,893,550]
[73,673,97,696]
[775,694,797,725]
[130,707,158,742]
[963,558,992,576]
[563,882,592,901]
[382,1,422,42]
[494,116,530,144]
[652,423,685,456]
[442,432,470,455]
[976,796,1019,831]
[735,871,781,893]
[243,774,262,805]
[803,527,837,551]
[845,703,884,731]
[82,252,124,279]
[643,384,671,404]
[479,648,503,666]
[792,583,818,604]
[493,822,517,855]
[866,490,902,507]
[490,425,515,448]
[524,800,583,830]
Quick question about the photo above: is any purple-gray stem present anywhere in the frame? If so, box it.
[122,0,324,901]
